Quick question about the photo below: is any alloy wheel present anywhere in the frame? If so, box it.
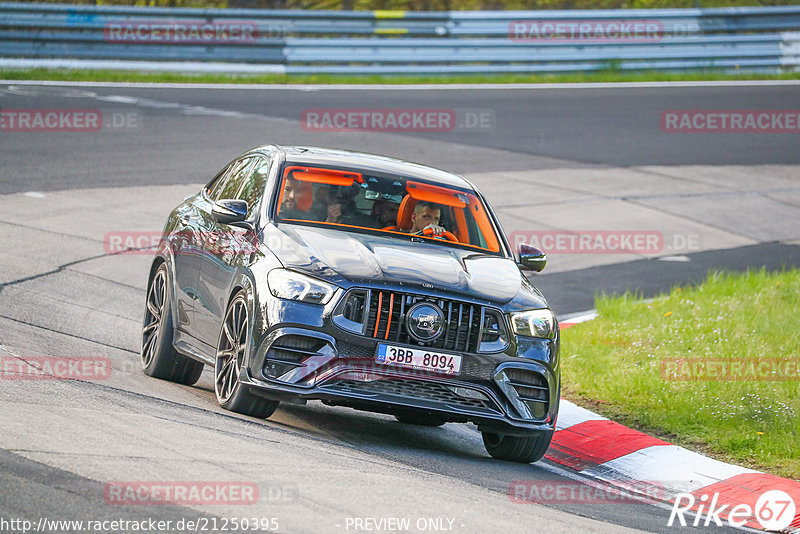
[141,268,166,369]
[216,295,248,403]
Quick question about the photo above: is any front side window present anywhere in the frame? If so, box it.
[216,157,256,202]
[236,156,271,220]
[274,164,501,253]
[204,165,231,199]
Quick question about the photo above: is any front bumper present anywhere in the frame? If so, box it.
[243,291,560,436]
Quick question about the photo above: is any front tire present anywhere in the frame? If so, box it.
[215,291,279,419]
[481,429,553,463]
[141,263,204,385]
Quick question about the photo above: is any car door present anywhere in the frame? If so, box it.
[169,165,231,334]
[193,155,267,347]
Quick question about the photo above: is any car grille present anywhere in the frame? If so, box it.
[322,378,499,412]
[337,289,506,353]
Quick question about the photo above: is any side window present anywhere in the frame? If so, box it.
[465,210,488,249]
[205,165,231,199]
[236,156,271,220]
[216,157,255,202]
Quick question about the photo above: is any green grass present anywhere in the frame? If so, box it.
[561,269,800,480]
[2,68,800,85]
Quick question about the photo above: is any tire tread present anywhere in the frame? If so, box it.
[481,430,553,463]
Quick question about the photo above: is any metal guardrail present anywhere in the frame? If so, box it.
[1,2,799,74]
[0,3,451,37]
[448,7,800,36]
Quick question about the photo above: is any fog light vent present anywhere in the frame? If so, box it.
[494,367,549,420]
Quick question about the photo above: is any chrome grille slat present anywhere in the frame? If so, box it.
[465,306,474,352]
[443,301,453,348]
[455,303,464,350]
[394,296,406,343]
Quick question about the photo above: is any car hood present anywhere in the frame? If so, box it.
[264,224,545,306]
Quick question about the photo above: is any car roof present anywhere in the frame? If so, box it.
[255,145,474,191]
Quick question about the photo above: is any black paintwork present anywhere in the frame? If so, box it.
[150,145,560,436]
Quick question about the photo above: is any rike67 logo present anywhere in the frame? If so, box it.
[669,489,796,530]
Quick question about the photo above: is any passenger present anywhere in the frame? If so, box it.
[313,184,372,226]
[371,199,400,229]
[311,185,337,222]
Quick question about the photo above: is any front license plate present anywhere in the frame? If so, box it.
[376,343,462,375]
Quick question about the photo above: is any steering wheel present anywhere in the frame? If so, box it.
[416,227,459,243]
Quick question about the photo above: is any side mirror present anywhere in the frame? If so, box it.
[518,243,547,272]
[212,199,249,226]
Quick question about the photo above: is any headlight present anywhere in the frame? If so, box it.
[267,269,336,305]
[510,309,556,339]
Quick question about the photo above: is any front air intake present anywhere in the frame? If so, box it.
[494,367,549,421]
[263,334,331,379]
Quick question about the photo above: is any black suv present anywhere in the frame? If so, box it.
[141,145,559,463]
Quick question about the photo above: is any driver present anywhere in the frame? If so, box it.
[407,201,447,236]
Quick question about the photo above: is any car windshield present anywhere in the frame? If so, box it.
[275,164,501,253]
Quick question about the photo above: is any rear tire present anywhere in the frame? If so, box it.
[141,263,204,385]
[481,429,553,463]
[215,291,279,419]
[394,413,447,427]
